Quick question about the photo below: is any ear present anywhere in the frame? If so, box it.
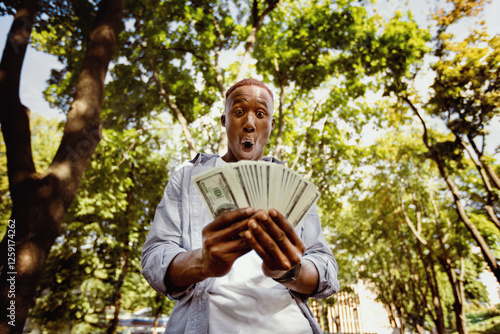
[221,114,226,128]
[271,117,275,130]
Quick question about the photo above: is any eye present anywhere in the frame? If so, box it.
[256,110,265,117]
[235,109,244,115]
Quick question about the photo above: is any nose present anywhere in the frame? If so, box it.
[243,113,256,132]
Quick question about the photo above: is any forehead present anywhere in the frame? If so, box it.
[226,85,273,107]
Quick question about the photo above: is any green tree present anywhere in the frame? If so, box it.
[334,129,491,333]
[351,0,500,289]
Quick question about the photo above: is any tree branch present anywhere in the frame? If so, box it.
[399,192,428,246]
[50,0,124,207]
[147,57,196,159]
[235,0,280,81]
[0,0,39,196]
[459,138,500,230]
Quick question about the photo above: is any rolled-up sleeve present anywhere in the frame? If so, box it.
[300,206,340,299]
[141,169,188,298]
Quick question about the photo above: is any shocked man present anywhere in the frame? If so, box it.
[141,78,339,333]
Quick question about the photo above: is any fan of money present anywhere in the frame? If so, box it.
[193,161,320,228]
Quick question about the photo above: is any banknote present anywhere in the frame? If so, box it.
[192,168,243,217]
[192,161,319,227]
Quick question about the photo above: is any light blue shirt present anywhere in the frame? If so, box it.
[141,153,340,334]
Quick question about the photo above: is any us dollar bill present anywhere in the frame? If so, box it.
[193,169,241,218]
[193,161,319,227]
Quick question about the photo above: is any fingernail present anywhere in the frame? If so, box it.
[269,209,277,218]
[246,207,254,214]
[249,221,258,229]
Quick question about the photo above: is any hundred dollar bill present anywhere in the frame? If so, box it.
[193,161,320,228]
[287,183,320,227]
[193,169,244,218]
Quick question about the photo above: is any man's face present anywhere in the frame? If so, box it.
[221,85,275,162]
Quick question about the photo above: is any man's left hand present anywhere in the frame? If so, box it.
[244,208,306,279]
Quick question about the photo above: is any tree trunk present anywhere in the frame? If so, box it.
[236,0,279,81]
[415,245,446,334]
[399,195,446,334]
[431,135,500,283]
[236,26,258,82]
[0,0,124,332]
[427,257,446,334]
[207,9,227,158]
[152,313,159,334]
[106,249,129,334]
[416,323,426,334]
[431,190,468,334]
[107,187,132,334]
[439,256,467,334]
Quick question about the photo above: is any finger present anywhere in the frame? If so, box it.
[244,226,276,267]
[206,235,252,259]
[204,217,253,246]
[268,209,306,253]
[246,219,292,271]
[256,211,303,265]
[227,235,253,252]
[224,210,267,240]
[204,207,254,233]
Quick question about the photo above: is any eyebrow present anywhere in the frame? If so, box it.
[231,97,269,108]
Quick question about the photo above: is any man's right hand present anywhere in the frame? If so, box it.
[165,207,255,291]
[200,207,255,277]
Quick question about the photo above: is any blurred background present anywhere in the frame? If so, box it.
[1,0,499,333]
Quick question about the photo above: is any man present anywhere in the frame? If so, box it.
[142,78,339,333]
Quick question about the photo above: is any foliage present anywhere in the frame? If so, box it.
[1,0,499,332]
[332,129,493,331]
[428,31,500,142]
[29,125,177,331]
[0,132,10,238]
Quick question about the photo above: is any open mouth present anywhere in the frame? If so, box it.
[241,139,254,152]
